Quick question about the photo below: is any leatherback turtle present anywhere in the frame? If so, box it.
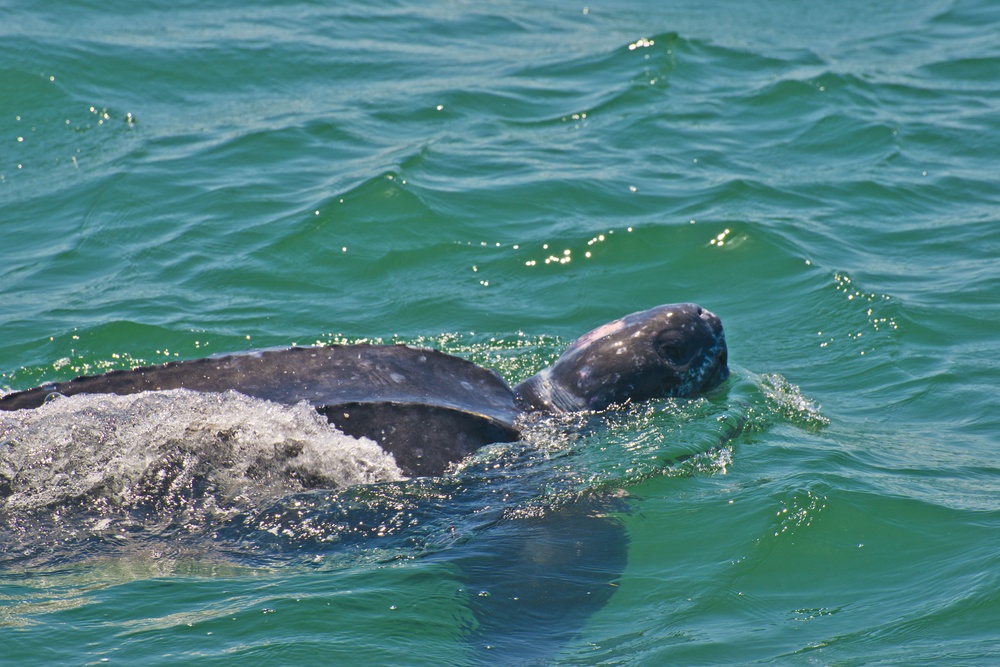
[0,303,728,477]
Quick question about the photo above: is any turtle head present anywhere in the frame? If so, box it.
[513,303,729,413]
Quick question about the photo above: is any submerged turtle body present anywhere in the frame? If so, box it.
[0,303,729,477]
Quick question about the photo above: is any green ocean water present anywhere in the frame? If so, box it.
[2,0,999,664]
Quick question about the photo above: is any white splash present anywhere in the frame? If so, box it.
[758,373,829,428]
[0,389,404,515]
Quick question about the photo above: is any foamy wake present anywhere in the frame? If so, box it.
[0,389,405,516]
[758,372,829,429]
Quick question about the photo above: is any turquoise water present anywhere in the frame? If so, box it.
[3,0,1000,663]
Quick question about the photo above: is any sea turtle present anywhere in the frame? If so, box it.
[0,303,728,477]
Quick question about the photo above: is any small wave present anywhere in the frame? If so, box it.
[757,372,830,429]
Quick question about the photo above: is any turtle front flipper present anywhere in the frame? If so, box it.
[317,402,519,477]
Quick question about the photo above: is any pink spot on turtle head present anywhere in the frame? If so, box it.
[564,318,626,355]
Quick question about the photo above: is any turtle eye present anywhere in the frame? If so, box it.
[655,332,694,366]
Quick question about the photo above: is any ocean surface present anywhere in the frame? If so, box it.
[2,0,999,664]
